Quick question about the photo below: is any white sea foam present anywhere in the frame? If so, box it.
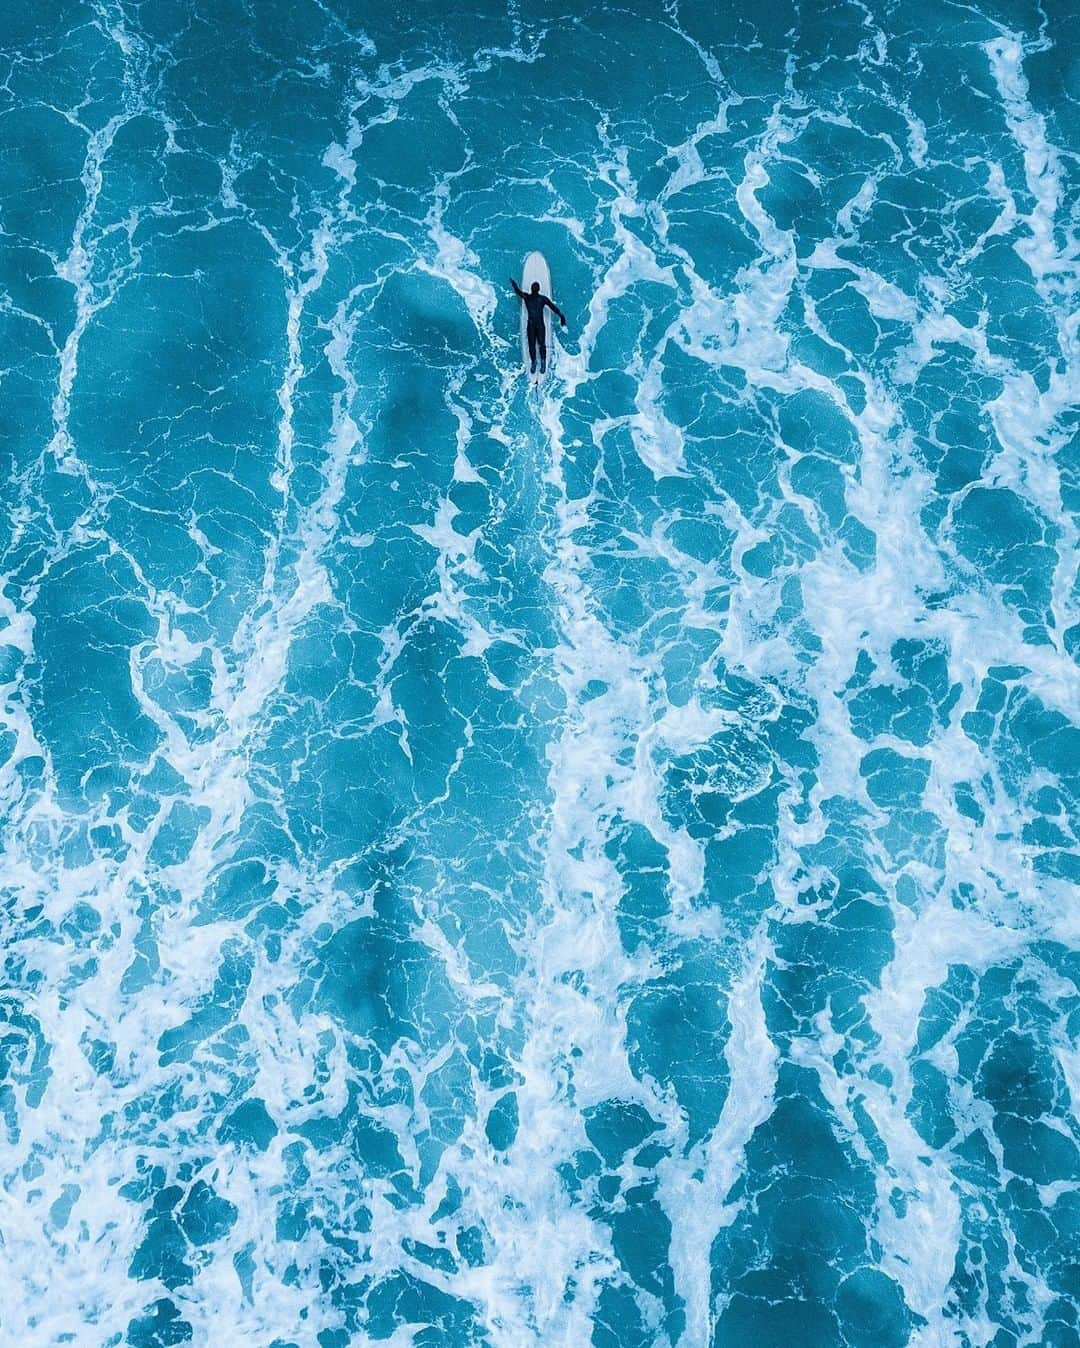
[6,7,1079,1345]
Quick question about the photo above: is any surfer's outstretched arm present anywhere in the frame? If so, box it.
[546,297,566,326]
[509,276,524,297]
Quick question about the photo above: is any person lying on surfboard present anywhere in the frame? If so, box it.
[509,276,565,374]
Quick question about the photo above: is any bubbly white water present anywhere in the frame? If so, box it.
[1,3,1078,1346]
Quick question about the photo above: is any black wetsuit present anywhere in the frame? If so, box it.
[511,279,565,371]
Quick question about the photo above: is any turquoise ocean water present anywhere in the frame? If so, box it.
[2,2,1079,1344]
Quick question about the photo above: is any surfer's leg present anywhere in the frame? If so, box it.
[538,331,547,374]
[527,325,537,372]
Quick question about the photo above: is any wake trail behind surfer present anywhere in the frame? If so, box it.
[510,276,565,374]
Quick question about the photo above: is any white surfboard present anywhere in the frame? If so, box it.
[520,251,553,382]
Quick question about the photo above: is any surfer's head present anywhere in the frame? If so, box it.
[530,282,540,293]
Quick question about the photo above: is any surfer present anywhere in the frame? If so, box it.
[510,276,565,374]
